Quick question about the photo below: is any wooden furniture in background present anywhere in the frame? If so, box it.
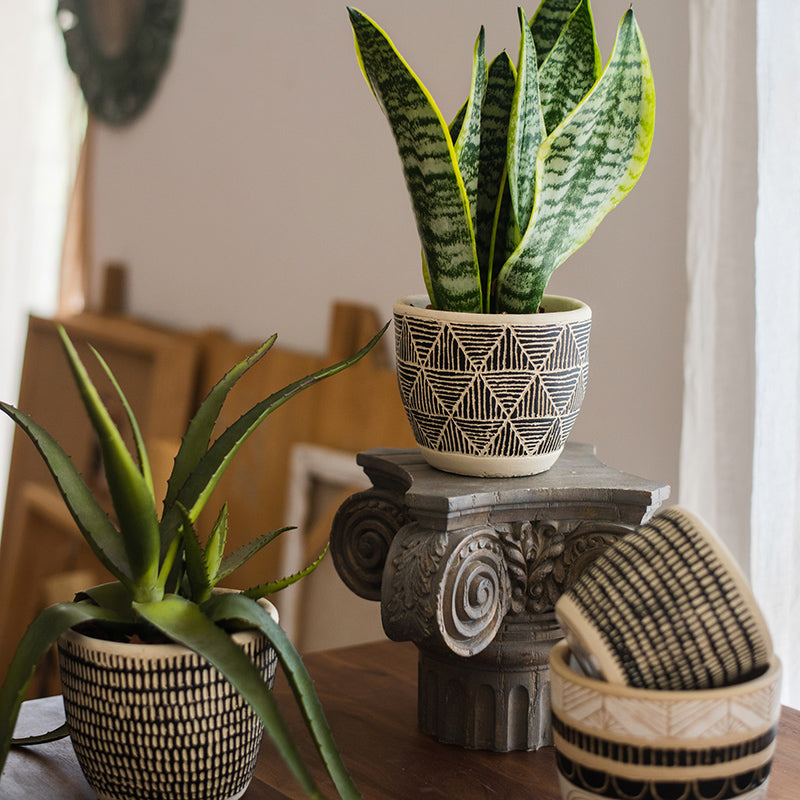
[2,640,800,799]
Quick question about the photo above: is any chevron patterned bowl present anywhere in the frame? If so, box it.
[549,639,782,800]
[393,295,591,477]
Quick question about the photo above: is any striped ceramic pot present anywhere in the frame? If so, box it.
[394,294,591,477]
[56,599,279,800]
[550,640,782,800]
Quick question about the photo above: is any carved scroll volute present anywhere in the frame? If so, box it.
[382,525,510,657]
[330,488,410,601]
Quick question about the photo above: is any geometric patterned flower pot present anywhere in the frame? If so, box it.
[394,294,591,477]
[57,600,279,800]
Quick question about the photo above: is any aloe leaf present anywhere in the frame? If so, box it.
[134,595,332,800]
[530,0,581,66]
[217,526,294,583]
[163,324,388,536]
[0,603,126,774]
[11,723,70,746]
[91,345,154,502]
[477,52,516,304]
[57,327,160,595]
[242,545,329,599]
[453,28,487,237]
[537,0,601,133]
[201,592,362,800]
[507,8,546,239]
[0,402,132,585]
[496,8,655,313]
[164,336,277,514]
[348,8,481,312]
[176,502,213,603]
[205,503,229,582]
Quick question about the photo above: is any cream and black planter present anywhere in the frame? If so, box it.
[56,600,279,800]
[394,295,591,477]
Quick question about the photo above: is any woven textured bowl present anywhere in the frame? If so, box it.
[550,639,782,800]
[555,506,772,691]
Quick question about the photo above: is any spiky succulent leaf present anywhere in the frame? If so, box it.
[200,592,363,800]
[57,328,161,597]
[0,401,132,585]
[453,28,487,236]
[507,8,546,239]
[133,594,329,800]
[176,502,213,603]
[161,324,388,542]
[164,335,277,514]
[0,603,127,775]
[496,8,655,313]
[242,545,329,599]
[537,0,601,133]
[216,526,294,583]
[348,7,481,312]
[477,51,516,304]
[205,503,229,582]
[530,0,582,66]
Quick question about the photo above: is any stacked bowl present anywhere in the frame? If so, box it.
[551,506,781,800]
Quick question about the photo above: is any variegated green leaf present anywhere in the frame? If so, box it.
[242,545,328,598]
[0,401,132,585]
[529,0,581,66]
[133,595,330,800]
[496,8,655,313]
[348,7,481,312]
[477,51,516,305]
[164,335,277,515]
[57,327,161,597]
[453,28,487,237]
[537,0,601,133]
[507,8,546,239]
[0,603,126,775]
[200,592,362,800]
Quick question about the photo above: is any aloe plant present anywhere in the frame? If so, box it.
[0,322,388,800]
[349,0,655,313]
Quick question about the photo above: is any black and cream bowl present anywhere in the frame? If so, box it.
[57,599,279,800]
[393,294,591,477]
[549,639,782,800]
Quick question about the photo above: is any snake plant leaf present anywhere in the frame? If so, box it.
[477,51,516,305]
[57,327,161,597]
[507,8,546,239]
[134,595,332,800]
[242,545,329,599]
[200,592,363,800]
[537,0,601,134]
[163,323,388,538]
[348,7,481,312]
[453,27,487,236]
[529,0,582,66]
[91,345,154,502]
[0,401,132,586]
[496,8,655,313]
[216,526,294,583]
[164,335,277,515]
[0,602,126,775]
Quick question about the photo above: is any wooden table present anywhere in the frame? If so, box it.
[2,640,798,799]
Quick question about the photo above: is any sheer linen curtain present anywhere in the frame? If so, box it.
[752,0,800,709]
[0,3,83,529]
[682,0,800,707]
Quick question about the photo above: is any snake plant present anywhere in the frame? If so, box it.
[0,323,387,800]
[349,0,655,313]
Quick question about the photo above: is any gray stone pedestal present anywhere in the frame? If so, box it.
[330,443,669,751]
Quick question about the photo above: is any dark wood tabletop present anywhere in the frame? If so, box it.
[2,640,799,799]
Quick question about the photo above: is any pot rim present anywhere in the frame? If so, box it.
[394,294,591,325]
[550,638,782,702]
[59,593,279,658]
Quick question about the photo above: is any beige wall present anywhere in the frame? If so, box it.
[90,0,689,496]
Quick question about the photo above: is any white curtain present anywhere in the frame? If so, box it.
[683,0,800,707]
[752,0,800,710]
[0,3,83,525]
